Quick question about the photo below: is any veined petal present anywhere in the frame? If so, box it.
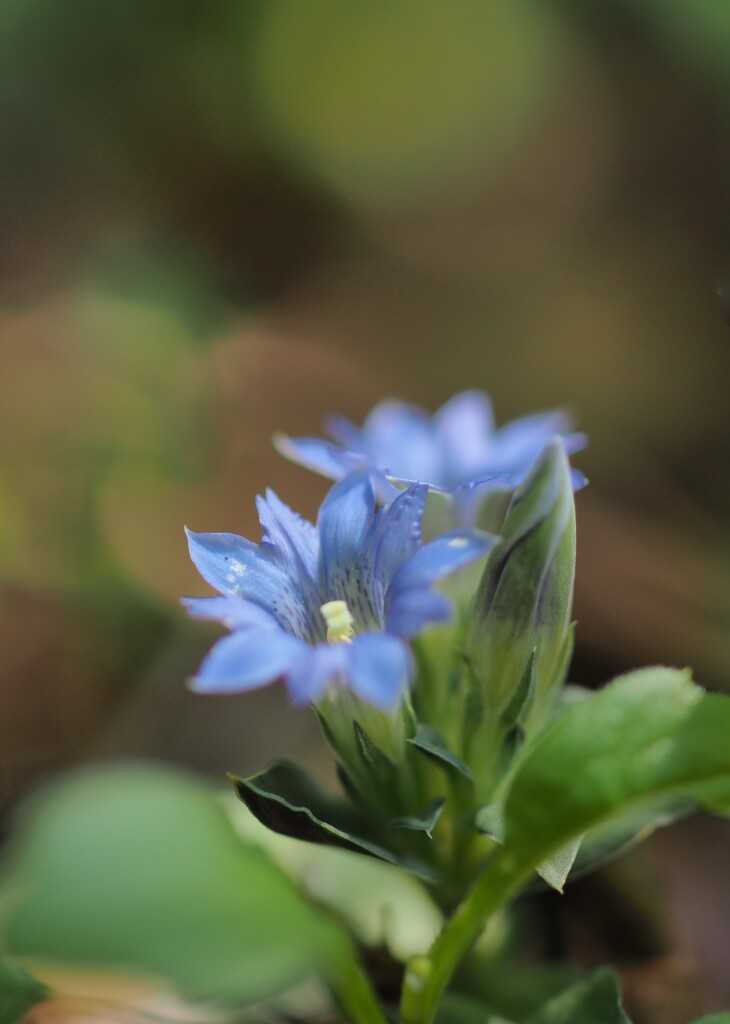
[348,633,413,708]
[256,490,322,619]
[317,472,374,596]
[390,529,497,593]
[181,595,280,631]
[370,483,428,588]
[385,589,452,638]
[190,628,303,694]
[257,489,319,577]
[185,528,314,639]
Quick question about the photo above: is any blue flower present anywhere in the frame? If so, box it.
[276,390,587,526]
[183,473,495,708]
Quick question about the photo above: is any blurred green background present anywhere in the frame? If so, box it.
[0,1,729,1016]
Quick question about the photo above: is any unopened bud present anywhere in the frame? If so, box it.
[465,439,577,729]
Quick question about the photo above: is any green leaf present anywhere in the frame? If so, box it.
[475,801,505,841]
[233,760,441,883]
[534,837,582,894]
[570,798,695,880]
[408,726,473,783]
[419,670,730,1024]
[475,803,581,892]
[391,798,445,838]
[526,968,629,1024]
[688,1015,730,1024]
[0,764,348,1007]
[456,961,584,1022]
[0,960,49,1024]
[435,992,515,1024]
[504,667,730,877]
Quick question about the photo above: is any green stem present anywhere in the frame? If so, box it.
[400,849,529,1024]
[329,954,390,1024]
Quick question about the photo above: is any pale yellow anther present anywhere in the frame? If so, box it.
[320,600,355,644]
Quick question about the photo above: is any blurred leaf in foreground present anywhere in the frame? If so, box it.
[0,959,49,1024]
[0,764,347,1008]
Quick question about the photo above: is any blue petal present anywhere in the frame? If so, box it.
[370,484,428,588]
[181,596,280,631]
[435,390,496,486]
[390,529,497,593]
[190,628,304,693]
[325,413,367,450]
[491,411,573,474]
[317,472,375,596]
[274,434,364,480]
[185,528,315,639]
[385,589,452,638]
[348,633,413,708]
[362,400,442,483]
[564,431,589,457]
[285,644,349,705]
[257,490,319,576]
[256,490,322,616]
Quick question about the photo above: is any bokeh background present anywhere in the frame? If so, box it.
[1,1,729,1019]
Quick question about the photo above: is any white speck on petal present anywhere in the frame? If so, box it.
[449,537,469,548]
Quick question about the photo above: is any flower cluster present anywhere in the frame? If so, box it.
[185,474,494,707]
[276,390,586,527]
[184,392,586,714]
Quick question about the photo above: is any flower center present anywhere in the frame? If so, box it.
[320,600,355,644]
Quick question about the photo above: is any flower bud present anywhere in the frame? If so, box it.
[465,439,577,730]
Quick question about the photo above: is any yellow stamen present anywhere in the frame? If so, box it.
[320,600,355,644]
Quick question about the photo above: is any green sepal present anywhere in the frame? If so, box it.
[335,761,363,805]
[0,961,49,1024]
[499,650,537,733]
[354,720,398,788]
[526,967,629,1024]
[408,725,473,783]
[391,798,445,839]
[231,761,441,883]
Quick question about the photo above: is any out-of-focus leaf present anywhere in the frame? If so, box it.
[435,992,515,1024]
[0,764,348,1007]
[0,960,49,1024]
[526,968,629,1024]
[456,961,583,1023]
[569,798,695,880]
